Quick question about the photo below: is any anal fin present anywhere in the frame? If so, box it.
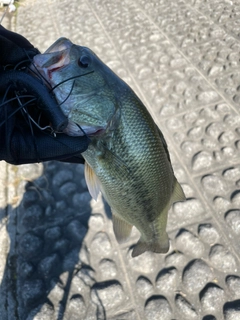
[171,177,186,204]
[112,214,133,244]
[84,162,101,201]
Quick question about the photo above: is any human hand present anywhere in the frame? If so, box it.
[0,26,88,164]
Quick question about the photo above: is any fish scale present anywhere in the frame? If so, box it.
[32,37,186,257]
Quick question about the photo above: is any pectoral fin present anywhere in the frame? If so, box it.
[132,233,169,258]
[171,177,186,204]
[112,214,133,243]
[84,162,101,201]
[99,142,131,177]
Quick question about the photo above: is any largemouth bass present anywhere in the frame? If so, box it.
[33,38,186,257]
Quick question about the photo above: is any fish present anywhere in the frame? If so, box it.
[32,37,186,257]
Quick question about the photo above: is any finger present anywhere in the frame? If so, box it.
[0,70,68,132]
[59,156,85,164]
[8,130,89,165]
[0,25,35,49]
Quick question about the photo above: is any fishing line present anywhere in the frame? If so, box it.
[49,70,94,92]
[1,82,12,103]
[22,97,40,163]
[0,94,37,108]
[0,83,37,128]
[14,92,54,132]
[14,58,33,71]
[58,79,75,106]
[75,123,91,142]
[25,58,53,88]
[0,97,37,128]
[23,49,53,90]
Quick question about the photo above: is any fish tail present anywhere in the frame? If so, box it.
[132,234,169,258]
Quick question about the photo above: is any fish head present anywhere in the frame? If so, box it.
[32,37,120,136]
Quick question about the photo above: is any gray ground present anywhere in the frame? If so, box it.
[1,0,240,319]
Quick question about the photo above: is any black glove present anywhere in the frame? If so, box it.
[0,26,88,164]
[0,25,39,67]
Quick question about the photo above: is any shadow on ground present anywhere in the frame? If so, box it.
[0,161,106,320]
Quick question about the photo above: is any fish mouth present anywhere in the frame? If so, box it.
[63,121,105,137]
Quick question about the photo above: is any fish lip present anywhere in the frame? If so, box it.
[80,125,106,137]
[88,128,105,137]
[63,121,106,137]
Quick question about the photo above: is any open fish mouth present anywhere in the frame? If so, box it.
[63,120,105,137]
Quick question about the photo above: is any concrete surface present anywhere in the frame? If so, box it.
[1,0,240,319]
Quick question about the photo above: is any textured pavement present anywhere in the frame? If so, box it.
[1,0,240,319]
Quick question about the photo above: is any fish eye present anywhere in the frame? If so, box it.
[78,55,90,68]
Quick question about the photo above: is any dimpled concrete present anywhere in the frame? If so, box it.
[1,0,240,319]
